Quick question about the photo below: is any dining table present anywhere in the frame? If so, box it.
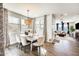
[26,34,39,52]
[20,33,39,51]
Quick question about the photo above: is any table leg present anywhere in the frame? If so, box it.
[30,42,32,51]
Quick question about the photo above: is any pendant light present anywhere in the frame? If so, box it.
[24,10,32,25]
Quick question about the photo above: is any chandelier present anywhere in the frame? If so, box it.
[24,10,32,25]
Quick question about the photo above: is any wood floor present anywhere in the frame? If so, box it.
[5,36,79,56]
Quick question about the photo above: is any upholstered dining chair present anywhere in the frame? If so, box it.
[32,37,45,55]
[20,34,30,52]
[15,34,21,48]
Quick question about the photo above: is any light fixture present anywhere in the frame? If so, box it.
[59,13,68,20]
[24,10,32,25]
[59,14,64,20]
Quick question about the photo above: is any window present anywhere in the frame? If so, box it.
[8,16,20,24]
[8,15,20,44]
[8,16,20,32]
[35,17,44,37]
[58,23,62,31]
[56,22,68,33]
[64,23,68,33]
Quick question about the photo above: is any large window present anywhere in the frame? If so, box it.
[58,23,62,31]
[64,23,68,33]
[35,17,44,37]
[8,16,20,33]
[8,16,20,24]
[56,22,68,33]
[8,15,20,44]
[8,12,33,45]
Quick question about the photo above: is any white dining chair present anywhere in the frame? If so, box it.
[20,35,30,52]
[32,37,45,55]
[15,34,21,48]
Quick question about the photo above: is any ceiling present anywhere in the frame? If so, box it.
[3,3,79,18]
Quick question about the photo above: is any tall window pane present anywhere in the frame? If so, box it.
[35,17,44,37]
[8,15,20,44]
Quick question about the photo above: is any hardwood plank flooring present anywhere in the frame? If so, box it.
[5,36,79,56]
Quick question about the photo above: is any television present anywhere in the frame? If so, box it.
[76,23,79,29]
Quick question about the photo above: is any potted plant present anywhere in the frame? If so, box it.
[70,26,75,37]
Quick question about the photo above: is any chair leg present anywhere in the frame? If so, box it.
[18,43,21,49]
[28,44,30,50]
[22,46,26,53]
[23,45,31,53]
[21,46,24,50]
[38,46,41,56]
